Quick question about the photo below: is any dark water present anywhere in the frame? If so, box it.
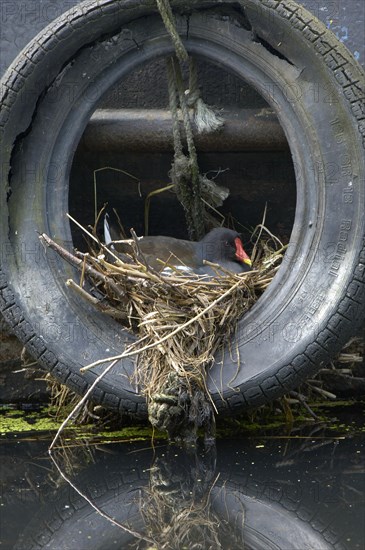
[1,426,364,550]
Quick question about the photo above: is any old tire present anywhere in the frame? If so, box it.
[0,0,364,416]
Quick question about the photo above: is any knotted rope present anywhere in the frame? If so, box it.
[156,0,224,133]
[167,57,205,240]
[157,0,226,240]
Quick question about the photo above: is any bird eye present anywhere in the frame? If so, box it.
[225,240,230,246]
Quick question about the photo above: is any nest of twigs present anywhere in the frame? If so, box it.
[40,222,285,442]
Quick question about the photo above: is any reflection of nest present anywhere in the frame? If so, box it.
[132,449,245,550]
[41,229,284,441]
[139,492,223,550]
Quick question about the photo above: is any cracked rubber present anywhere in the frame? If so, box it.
[0,0,364,417]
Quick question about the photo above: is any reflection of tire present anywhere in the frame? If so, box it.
[14,442,347,550]
[0,0,364,415]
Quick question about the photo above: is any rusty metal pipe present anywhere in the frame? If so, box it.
[80,108,288,152]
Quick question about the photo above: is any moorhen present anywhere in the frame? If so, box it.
[104,214,252,276]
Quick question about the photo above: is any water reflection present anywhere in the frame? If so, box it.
[1,434,363,549]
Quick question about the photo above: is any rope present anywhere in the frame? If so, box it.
[156,0,188,63]
[172,59,201,197]
[157,0,226,240]
[172,59,206,240]
[166,58,183,159]
[166,58,196,238]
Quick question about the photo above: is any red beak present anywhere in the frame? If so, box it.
[234,237,252,267]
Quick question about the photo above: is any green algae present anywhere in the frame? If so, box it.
[1,399,363,440]
[0,408,161,442]
[215,400,365,438]
[0,411,64,434]
[0,407,92,436]
[90,426,161,443]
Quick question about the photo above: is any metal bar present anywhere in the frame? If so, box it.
[80,108,288,152]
